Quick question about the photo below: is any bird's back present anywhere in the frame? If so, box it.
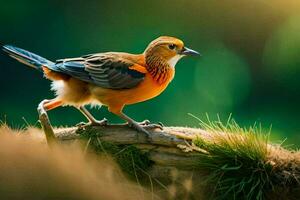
[44,52,148,90]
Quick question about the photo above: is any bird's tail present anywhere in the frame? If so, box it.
[2,45,55,72]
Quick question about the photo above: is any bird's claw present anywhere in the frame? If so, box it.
[76,118,108,127]
[143,123,163,130]
[76,122,86,127]
[138,119,151,126]
[137,120,163,129]
[158,122,164,127]
[91,118,108,126]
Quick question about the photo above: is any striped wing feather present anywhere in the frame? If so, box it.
[54,53,145,89]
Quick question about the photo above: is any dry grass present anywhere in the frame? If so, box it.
[0,125,156,200]
[1,115,300,200]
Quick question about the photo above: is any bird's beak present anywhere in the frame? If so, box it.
[180,47,201,56]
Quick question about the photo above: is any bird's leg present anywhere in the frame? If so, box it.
[42,99,63,111]
[117,112,151,138]
[37,98,62,144]
[117,111,164,137]
[109,104,163,140]
[76,106,108,127]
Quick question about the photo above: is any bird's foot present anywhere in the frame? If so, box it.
[137,120,164,130]
[143,123,163,130]
[91,118,108,126]
[127,120,164,141]
[128,121,151,139]
[138,119,151,126]
[76,118,108,127]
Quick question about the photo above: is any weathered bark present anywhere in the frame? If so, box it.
[55,125,205,169]
[53,125,210,198]
[40,119,300,199]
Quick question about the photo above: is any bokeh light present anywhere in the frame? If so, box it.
[194,43,251,112]
[263,14,300,88]
[1,0,300,147]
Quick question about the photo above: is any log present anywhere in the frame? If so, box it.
[55,125,205,169]
[38,111,300,199]
[49,125,300,199]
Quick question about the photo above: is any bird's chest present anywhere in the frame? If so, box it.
[90,68,174,106]
[146,70,173,92]
[123,69,174,105]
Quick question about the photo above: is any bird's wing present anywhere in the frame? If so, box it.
[54,53,146,89]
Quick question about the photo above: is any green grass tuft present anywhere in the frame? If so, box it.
[190,114,274,200]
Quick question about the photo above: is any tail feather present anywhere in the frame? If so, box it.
[2,45,54,71]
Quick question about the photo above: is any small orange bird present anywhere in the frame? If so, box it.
[3,36,200,136]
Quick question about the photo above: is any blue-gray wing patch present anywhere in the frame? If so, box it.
[53,53,145,89]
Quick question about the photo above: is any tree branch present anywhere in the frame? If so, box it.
[40,118,300,199]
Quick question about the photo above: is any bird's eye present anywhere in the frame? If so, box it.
[168,44,176,50]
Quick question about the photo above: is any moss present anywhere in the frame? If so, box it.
[77,126,153,179]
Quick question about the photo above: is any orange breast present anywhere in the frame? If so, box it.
[89,69,174,108]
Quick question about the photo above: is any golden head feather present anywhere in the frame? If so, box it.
[144,36,200,68]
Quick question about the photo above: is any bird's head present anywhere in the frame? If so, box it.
[144,36,200,68]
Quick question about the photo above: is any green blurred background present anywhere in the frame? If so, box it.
[1,0,299,146]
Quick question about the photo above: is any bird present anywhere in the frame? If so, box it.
[2,36,200,136]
